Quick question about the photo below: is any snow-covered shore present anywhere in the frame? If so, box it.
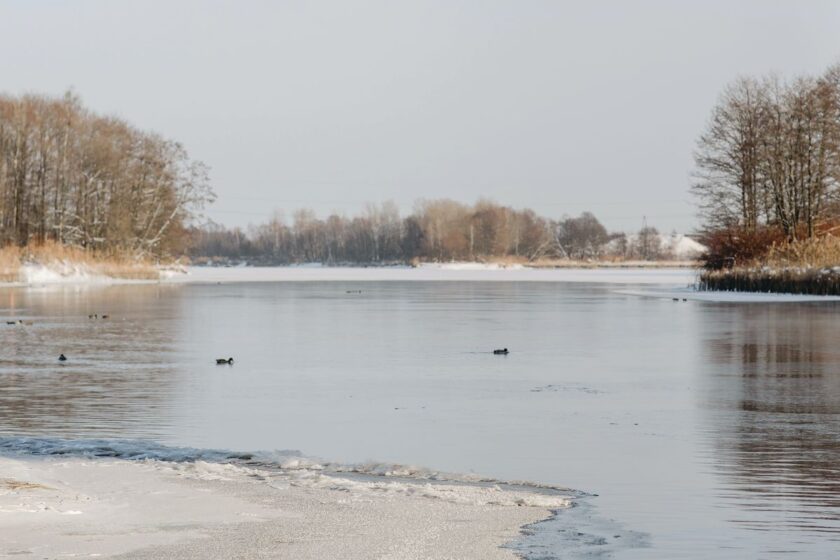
[0,262,175,287]
[0,262,700,287]
[165,265,698,285]
[0,454,564,559]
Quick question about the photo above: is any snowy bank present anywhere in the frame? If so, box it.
[1,262,187,286]
[0,452,564,559]
[618,287,840,303]
[1,261,697,287]
[169,265,697,285]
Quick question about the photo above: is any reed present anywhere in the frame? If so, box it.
[699,235,840,295]
[0,245,22,282]
[0,242,161,282]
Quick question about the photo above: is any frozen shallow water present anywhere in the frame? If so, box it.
[2,267,840,558]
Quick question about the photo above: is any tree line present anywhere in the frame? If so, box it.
[693,62,840,240]
[188,200,669,264]
[0,92,213,257]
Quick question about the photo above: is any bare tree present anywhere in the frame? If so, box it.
[693,64,840,239]
[0,92,212,257]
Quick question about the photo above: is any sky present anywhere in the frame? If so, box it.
[1,1,839,234]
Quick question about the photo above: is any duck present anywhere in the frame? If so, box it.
[493,348,509,355]
[58,354,67,361]
[216,357,234,365]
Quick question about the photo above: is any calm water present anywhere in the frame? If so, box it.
[2,271,840,558]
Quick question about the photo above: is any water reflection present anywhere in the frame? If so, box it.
[0,285,183,438]
[700,303,840,539]
[5,280,840,556]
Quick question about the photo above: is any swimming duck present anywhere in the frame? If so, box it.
[493,348,509,355]
[58,354,67,361]
[216,357,234,365]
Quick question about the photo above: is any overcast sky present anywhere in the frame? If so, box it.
[1,1,839,233]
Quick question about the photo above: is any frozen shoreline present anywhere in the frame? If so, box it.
[0,452,568,559]
[0,262,700,287]
[11,266,839,301]
[165,265,700,285]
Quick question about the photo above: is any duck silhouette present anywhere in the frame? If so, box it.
[58,354,67,361]
[493,348,509,355]
[216,357,234,365]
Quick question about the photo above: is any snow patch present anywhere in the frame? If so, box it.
[420,262,526,271]
[163,460,268,482]
[284,471,572,508]
[0,437,572,511]
[19,263,112,285]
[170,265,697,285]
[607,233,706,260]
[661,234,706,260]
[619,288,840,302]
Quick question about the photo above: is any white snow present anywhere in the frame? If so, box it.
[421,262,526,271]
[618,288,840,302]
[608,232,707,260]
[1,262,700,287]
[660,234,707,260]
[0,454,558,559]
[19,263,112,285]
[168,265,698,285]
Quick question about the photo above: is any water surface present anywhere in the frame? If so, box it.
[1,269,839,558]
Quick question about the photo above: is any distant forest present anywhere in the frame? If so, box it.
[0,93,213,257]
[0,93,673,266]
[187,200,668,265]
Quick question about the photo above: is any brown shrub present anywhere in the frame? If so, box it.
[699,226,786,270]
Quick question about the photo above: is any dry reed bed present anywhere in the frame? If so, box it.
[700,267,840,296]
[700,236,840,295]
[0,242,160,283]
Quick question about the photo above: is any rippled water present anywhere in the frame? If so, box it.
[1,270,839,558]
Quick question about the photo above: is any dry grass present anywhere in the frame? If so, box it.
[418,255,700,269]
[758,235,840,269]
[0,245,22,282]
[699,235,840,295]
[526,258,699,269]
[0,478,52,491]
[0,241,161,282]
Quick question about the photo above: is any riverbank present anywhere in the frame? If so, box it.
[0,243,166,284]
[699,266,840,296]
[194,256,701,270]
[0,454,561,559]
[0,257,700,287]
[160,265,698,285]
[698,234,840,295]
